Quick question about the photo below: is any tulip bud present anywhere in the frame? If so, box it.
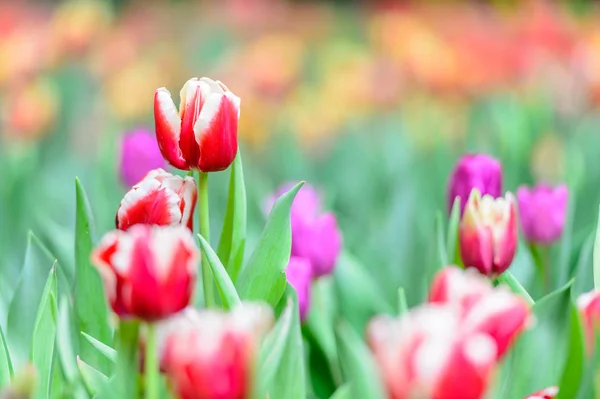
[91,224,198,321]
[459,189,518,276]
[162,304,274,399]
[526,386,558,399]
[116,168,197,231]
[447,154,503,214]
[577,290,600,350]
[429,266,531,359]
[119,128,166,188]
[368,305,497,399]
[154,77,240,172]
[517,183,568,245]
[266,183,342,278]
[286,257,312,321]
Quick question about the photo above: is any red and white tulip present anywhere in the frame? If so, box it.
[116,168,197,231]
[459,189,518,276]
[91,224,198,321]
[526,386,558,399]
[154,77,240,172]
[161,304,273,399]
[577,290,600,350]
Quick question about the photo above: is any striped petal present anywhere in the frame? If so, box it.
[154,88,188,170]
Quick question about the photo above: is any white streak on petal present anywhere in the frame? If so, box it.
[194,92,224,143]
[155,88,182,139]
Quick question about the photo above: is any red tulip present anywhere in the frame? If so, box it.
[577,290,600,350]
[162,304,273,399]
[368,305,497,399]
[116,168,197,231]
[525,386,558,399]
[91,224,198,321]
[154,77,240,172]
[459,189,518,276]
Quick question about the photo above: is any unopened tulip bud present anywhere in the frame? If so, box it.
[459,190,518,276]
[154,77,240,172]
[447,154,503,214]
[162,304,274,399]
[116,168,197,231]
[286,257,312,321]
[91,224,198,321]
[119,128,166,188]
[517,183,568,245]
[526,386,558,399]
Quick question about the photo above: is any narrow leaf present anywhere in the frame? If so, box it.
[31,265,58,399]
[217,152,247,282]
[555,305,586,399]
[435,211,448,268]
[78,357,109,396]
[0,325,12,388]
[80,332,117,364]
[57,298,88,399]
[397,287,408,316]
[446,196,461,264]
[497,271,535,305]
[330,384,351,399]
[198,234,241,309]
[236,182,304,306]
[74,178,112,373]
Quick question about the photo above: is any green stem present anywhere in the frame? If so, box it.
[145,323,158,399]
[530,243,550,294]
[198,171,214,307]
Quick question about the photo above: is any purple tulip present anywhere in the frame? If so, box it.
[517,183,568,245]
[266,183,342,278]
[286,256,313,321]
[447,154,503,214]
[120,128,166,187]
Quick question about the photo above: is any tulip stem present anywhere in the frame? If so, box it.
[530,243,550,293]
[144,323,158,399]
[198,171,215,308]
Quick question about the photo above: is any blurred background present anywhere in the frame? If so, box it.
[2,0,600,312]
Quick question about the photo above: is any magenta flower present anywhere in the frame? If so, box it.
[267,183,342,278]
[120,128,166,187]
[517,184,568,245]
[448,154,503,214]
[286,256,313,321]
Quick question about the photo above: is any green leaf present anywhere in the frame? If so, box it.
[329,384,350,399]
[333,252,394,333]
[217,152,247,282]
[555,304,586,399]
[80,332,117,364]
[593,205,600,289]
[31,265,58,399]
[7,232,55,371]
[435,211,448,269]
[57,298,88,399]
[0,325,12,389]
[504,280,573,397]
[446,196,461,264]
[335,322,386,399]
[78,357,109,397]
[74,178,112,373]
[397,287,408,316]
[236,182,303,307]
[96,320,139,399]
[256,286,306,399]
[497,271,535,305]
[197,234,241,309]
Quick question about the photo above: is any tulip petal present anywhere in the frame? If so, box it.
[154,88,187,170]
[179,78,204,165]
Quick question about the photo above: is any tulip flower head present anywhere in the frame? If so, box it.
[286,256,313,321]
[119,128,166,187]
[447,154,503,214]
[154,77,240,172]
[116,168,197,231]
[162,304,274,399]
[91,224,198,321]
[577,290,600,350]
[526,386,559,399]
[517,183,568,245]
[459,189,518,277]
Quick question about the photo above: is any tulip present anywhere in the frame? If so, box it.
[577,290,600,349]
[154,77,240,172]
[459,189,518,276]
[162,304,274,399]
[516,183,568,245]
[286,256,313,321]
[430,266,531,359]
[116,168,197,231]
[119,128,166,187]
[368,304,497,399]
[91,224,198,321]
[526,387,559,399]
[266,183,342,278]
[447,154,503,214]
